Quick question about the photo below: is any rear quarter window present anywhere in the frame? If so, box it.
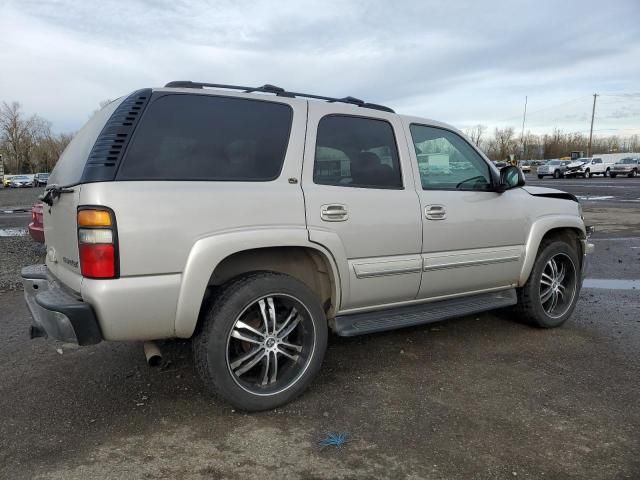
[48,98,125,186]
[117,94,293,181]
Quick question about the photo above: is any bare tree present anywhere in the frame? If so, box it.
[465,124,487,148]
[0,101,72,173]
[0,101,38,173]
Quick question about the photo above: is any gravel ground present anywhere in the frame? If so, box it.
[0,236,46,291]
[0,187,46,291]
[0,183,639,479]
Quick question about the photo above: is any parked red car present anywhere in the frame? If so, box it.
[28,203,45,243]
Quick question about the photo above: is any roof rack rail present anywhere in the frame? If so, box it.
[163,81,395,113]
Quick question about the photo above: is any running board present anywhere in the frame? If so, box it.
[334,289,517,336]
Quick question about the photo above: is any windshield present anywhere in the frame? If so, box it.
[548,160,561,165]
[14,176,29,180]
[618,158,636,164]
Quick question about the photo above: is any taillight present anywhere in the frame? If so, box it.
[77,207,118,279]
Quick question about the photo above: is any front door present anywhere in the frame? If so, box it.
[405,122,529,299]
[302,103,422,312]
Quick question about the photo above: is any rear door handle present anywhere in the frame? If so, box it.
[425,204,446,220]
[321,204,348,222]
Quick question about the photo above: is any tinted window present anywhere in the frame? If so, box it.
[410,125,492,191]
[313,115,402,189]
[118,94,292,181]
[49,97,125,186]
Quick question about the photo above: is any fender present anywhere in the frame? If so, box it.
[518,214,586,285]
[174,227,342,338]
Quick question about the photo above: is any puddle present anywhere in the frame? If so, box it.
[0,228,28,237]
[577,196,615,201]
[583,278,640,290]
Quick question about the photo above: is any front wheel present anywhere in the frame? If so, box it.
[605,168,610,177]
[553,170,561,179]
[631,169,638,178]
[537,175,544,179]
[584,169,591,179]
[515,240,581,328]
[610,173,617,178]
[193,272,328,411]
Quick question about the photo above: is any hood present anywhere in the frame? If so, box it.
[522,185,578,203]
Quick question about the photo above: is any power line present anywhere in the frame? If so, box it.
[495,95,592,123]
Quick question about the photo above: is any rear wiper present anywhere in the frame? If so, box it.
[39,185,75,206]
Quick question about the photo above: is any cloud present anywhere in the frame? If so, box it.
[1,0,639,135]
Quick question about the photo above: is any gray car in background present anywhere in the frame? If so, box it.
[537,159,571,179]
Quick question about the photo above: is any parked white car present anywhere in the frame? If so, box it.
[575,157,615,178]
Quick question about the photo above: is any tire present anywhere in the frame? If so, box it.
[605,168,610,177]
[584,169,591,179]
[553,170,561,179]
[515,239,581,328]
[537,175,544,179]
[193,271,328,411]
[631,169,638,178]
[610,173,617,178]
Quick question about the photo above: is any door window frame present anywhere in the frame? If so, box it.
[408,123,499,192]
[313,113,405,190]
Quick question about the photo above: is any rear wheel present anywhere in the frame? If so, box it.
[537,175,544,179]
[610,173,617,178]
[515,240,581,328]
[193,272,327,411]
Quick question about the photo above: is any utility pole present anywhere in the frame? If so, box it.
[520,96,528,161]
[587,93,598,157]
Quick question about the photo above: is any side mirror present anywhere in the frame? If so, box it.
[497,165,525,192]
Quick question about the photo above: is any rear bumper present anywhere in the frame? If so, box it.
[21,264,102,345]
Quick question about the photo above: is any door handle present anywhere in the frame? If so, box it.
[425,204,446,220]
[321,204,348,222]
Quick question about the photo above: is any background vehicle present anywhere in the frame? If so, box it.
[536,159,571,178]
[575,157,614,178]
[22,82,593,411]
[34,173,49,186]
[3,174,15,187]
[610,157,640,178]
[519,161,531,173]
[28,203,45,243]
[8,175,34,188]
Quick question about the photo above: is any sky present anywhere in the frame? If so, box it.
[1,0,639,137]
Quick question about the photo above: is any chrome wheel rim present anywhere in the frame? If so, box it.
[226,294,315,396]
[539,253,577,319]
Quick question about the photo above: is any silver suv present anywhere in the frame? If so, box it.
[22,81,594,411]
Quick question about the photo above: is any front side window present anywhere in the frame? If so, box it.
[409,125,492,191]
[313,115,403,189]
[118,94,292,181]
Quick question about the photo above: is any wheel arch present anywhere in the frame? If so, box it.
[174,229,342,338]
[518,216,586,285]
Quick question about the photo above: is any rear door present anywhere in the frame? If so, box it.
[44,98,125,292]
[301,103,422,312]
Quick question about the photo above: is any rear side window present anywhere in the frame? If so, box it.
[118,94,293,181]
[313,115,403,189]
[48,97,125,186]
